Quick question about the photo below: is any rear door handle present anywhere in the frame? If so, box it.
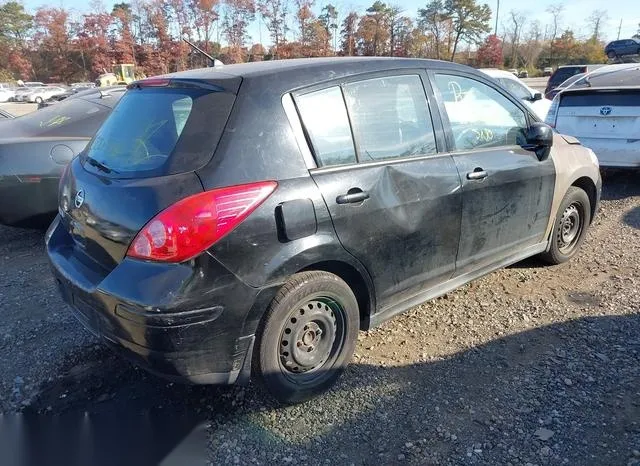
[336,189,369,204]
[467,169,488,181]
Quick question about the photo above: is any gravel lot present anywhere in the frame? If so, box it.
[0,170,638,465]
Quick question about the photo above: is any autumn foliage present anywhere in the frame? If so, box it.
[0,0,610,83]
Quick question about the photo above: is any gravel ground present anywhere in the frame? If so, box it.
[0,170,638,465]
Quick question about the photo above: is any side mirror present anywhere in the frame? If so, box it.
[523,122,554,160]
[531,92,543,102]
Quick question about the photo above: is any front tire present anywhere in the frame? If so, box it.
[540,186,591,265]
[254,271,359,404]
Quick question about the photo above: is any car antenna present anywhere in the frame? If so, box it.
[182,37,224,67]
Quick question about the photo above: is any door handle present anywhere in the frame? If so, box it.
[336,189,370,204]
[467,168,488,181]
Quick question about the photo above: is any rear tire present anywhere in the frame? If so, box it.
[254,271,359,404]
[540,187,591,265]
[35,97,42,104]
[607,51,617,59]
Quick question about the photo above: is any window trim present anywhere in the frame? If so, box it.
[428,69,535,155]
[291,69,445,170]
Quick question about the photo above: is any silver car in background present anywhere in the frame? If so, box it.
[546,64,640,168]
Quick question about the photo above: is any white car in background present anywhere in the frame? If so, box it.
[546,64,640,168]
[25,86,67,103]
[14,86,44,102]
[0,88,14,102]
[480,68,552,120]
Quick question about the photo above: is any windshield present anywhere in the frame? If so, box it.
[83,86,235,178]
[496,78,531,100]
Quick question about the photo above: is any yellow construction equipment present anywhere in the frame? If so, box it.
[96,64,140,87]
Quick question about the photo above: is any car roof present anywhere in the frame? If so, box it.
[562,65,640,92]
[163,57,474,82]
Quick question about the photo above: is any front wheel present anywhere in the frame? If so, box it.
[34,97,42,104]
[254,271,359,404]
[540,186,591,265]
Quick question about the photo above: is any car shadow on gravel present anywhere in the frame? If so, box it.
[601,170,640,201]
[16,314,640,465]
[623,206,640,229]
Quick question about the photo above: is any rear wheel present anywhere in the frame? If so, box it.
[540,187,591,265]
[34,96,42,104]
[607,51,617,59]
[254,271,359,404]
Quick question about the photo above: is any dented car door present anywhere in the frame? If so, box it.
[300,72,462,311]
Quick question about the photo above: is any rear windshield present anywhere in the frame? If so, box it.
[19,98,112,137]
[560,90,640,107]
[83,87,235,178]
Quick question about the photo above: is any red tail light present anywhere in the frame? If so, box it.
[127,181,277,263]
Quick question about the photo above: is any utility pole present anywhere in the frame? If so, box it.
[494,0,500,36]
[617,18,623,39]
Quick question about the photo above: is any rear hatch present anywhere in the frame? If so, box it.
[57,76,241,272]
[555,88,640,141]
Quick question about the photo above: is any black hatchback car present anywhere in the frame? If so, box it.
[47,58,601,403]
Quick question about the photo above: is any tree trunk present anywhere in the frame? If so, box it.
[450,30,461,61]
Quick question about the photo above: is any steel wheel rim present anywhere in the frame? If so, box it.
[557,202,584,254]
[278,296,347,384]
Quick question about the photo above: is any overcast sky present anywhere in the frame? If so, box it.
[23,0,639,45]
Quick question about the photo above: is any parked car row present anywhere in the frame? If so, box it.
[0,86,126,227]
[546,63,640,168]
[0,82,95,103]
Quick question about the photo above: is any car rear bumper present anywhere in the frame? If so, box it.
[46,215,276,385]
[580,138,640,168]
[0,175,59,227]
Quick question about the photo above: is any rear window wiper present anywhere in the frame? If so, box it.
[86,156,117,174]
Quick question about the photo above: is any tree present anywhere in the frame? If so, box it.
[77,11,114,77]
[33,7,75,81]
[191,0,220,47]
[0,2,33,45]
[340,11,358,56]
[634,24,640,39]
[444,0,491,61]
[417,0,450,60]
[586,10,608,41]
[357,1,390,56]
[520,20,543,69]
[258,0,288,59]
[295,0,313,46]
[476,33,502,67]
[319,4,338,51]
[546,4,563,65]
[112,4,136,65]
[504,9,526,68]
[0,2,34,78]
[223,0,255,62]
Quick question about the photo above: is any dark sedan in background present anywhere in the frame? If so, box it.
[0,86,125,227]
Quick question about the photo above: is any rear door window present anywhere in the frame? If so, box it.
[343,75,437,161]
[295,87,356,167]
[84,87,235,178]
